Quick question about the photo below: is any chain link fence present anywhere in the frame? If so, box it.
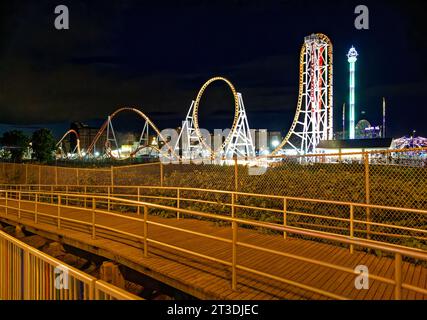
[0,147,426,248]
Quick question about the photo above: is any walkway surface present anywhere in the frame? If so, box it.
[0,198,426,300]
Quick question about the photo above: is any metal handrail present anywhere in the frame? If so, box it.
[0,229,141,300]
[2,184,427,246]
[1,188,426,299]
[2,183,427,214]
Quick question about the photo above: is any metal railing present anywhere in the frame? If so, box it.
[1,183,426,248]
[0,229,142,300]
[1,188,426,300]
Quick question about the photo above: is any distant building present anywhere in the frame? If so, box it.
[70,122,104,153]
[268,131,282,150]
[317,138,393,156]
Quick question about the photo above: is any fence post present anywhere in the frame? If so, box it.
[110,166,114,187]
[231,220,238,290]
[25,164,28,185]
[350,204,354,254]
[92,197,96,240]
[364,153,371,240]
[5,191,7,216]
[136,187,140,216]
[283,198,287,239]
[143,205,148,257]
[38,166,41,189]
[394,253,402,300]
[55,166,58,186]
[58,195,61,230]
[160,162,164,187]
[234,156,238,192]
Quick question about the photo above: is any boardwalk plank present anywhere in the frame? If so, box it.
[0,198,426,300]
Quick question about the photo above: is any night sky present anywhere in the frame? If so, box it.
[0,0,426,138]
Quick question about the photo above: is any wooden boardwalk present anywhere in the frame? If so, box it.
[0,198,426,300]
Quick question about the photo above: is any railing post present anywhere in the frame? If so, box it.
[35,193,38,224]
[143,205,148,257]
[65,186,69,206]
[231,220,238,290]
[110,166,114,187]
[83,185,87,208]
[23,250,30,300]
[283,198,287,239]
[18,191,21,219]
[136,187,140,216]
[108,186,111,212]
[231,193,235,218]
[5,191,8,216]
[51,185,54,203]
[177,188,180,220]
[394,253,402,300]
[58,195,61,230]
[364,153,371,240]
[92,197,96,240]
[350,204,354,254]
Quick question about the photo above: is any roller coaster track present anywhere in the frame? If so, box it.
[59,34,332,160]
[271,33,333,155]
[192,76,240,158]
[86,107,178,159]
[56,129,81,158]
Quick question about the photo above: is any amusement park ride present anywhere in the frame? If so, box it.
[56,33,334,161]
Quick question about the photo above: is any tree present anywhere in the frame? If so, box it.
[31,128,56,163]
[0,130,29,162]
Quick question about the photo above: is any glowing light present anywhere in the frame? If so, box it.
[271,140,280,148]
[120,145,132,153]
[347,46,358,140]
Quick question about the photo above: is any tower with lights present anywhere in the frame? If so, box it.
[347,46,358,139]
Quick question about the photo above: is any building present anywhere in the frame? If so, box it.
[70,122,104,153]
[268,131,282,150]
[317,138,392,157]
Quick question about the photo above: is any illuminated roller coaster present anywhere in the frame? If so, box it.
[177,33,333,158]
[85,107,177,160]
[55,129,81,159]
[272,33,333,155]
[174,76,255,160]
[57,33,333,160]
